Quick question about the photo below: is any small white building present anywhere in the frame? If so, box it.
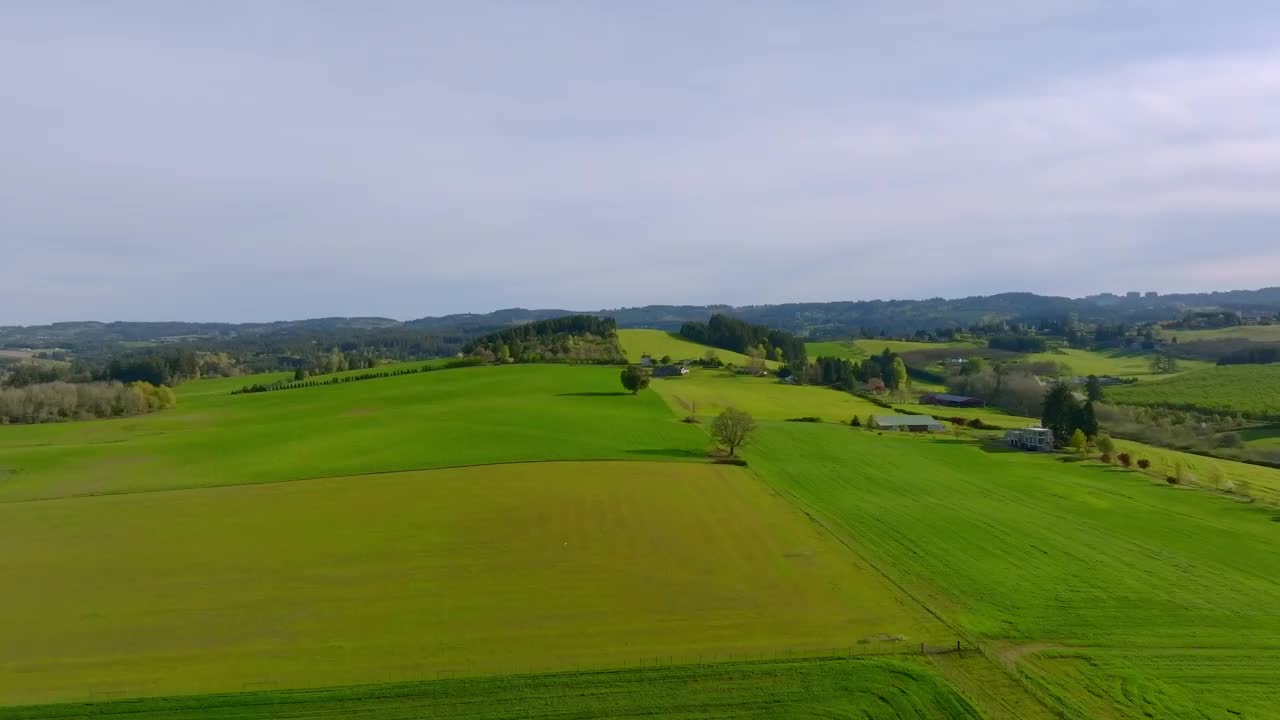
[1005,427,1054,452]
[871,415,946,433]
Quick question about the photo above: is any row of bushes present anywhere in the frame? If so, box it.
[231,357,486,395]
[0,380,176,424]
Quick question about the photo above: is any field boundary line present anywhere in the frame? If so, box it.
[0,456,719,506]
[742,463,1066,720]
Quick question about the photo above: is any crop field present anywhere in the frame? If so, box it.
[1107,364,1280,419]
[0,460,951,705]
[616,329,774,367]
[0,364,709,502]
[1166,325,1280,343]
[648,367,882,422]
[0,658,982,720]
[743,421,1280,720]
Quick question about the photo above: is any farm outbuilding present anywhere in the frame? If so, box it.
[920,393,985,408]
[870,415,946,432]
[1005,427,1054,451]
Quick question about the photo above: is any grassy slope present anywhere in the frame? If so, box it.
[807,339,976,360]
[1107,364,1280,419]
[0,364,708,502]
[1166,325,1280,342]
[0,658,982,720]
[648,367,883,422]
[0,460,949,705]
[616,329,774,367]
[1021,348,1211,378]
[743,421,1280,720]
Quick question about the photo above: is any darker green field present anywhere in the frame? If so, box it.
[744,421,1280,719]
[1107,364,1280,419]
[0,658,981,720]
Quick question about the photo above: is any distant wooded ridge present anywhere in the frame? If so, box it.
[5,287,1280,347]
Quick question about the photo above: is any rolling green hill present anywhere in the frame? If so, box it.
[617,329,773,366]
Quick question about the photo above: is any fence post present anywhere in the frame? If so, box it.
[920,642,925,655]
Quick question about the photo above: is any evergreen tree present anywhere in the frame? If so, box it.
[1085,374,1104,402]
[1041,383,1079,446]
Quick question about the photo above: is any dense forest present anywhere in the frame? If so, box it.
[679,315,807,370]
[464,315,625,364]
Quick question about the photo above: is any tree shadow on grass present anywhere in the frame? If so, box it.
[625,448,711,459]
[555,392,630,397]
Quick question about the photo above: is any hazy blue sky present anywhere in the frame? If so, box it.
[4,1,1279,324]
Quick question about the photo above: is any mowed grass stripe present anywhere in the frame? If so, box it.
[0,460,950,706]
[0,365,709,502]
[0,658,983,719]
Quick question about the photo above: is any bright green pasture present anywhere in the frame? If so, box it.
[0,658,982,720]
[616,329,775,366]
[649,367,882,422]
[1021,347,1210,378]
[1107,364,1280,419]
[0,461,948,705]
[807,339,975,360]
[744,421,1280,720]
[0,364,708,502]
[1107,437,1280,504]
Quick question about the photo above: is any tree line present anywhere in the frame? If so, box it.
[0,381,176,425]
[679,314,806,372]
[465,315,626,365]
[232,357,486,395]
[808,349,909,392]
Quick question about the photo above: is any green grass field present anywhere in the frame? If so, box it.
[1107,364,1280,419]
[648,367,883,422]
[1240,425,1280,448]
[0,658,983,720]
[0,364,709,502]
[0,459,950,705]
[743,421,1280,720]
[1021,347,1211,378]
[807,339,975,360]
[617,329,775,367]
[1164,325,1280,343]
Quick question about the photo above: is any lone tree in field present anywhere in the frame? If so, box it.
[712,408,755,457]
[1069,428,1088,453]
[620,365,650,394]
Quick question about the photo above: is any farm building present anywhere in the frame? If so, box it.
[652,365,689,378]
[1005,427,1054,451]
[870,415,945,432]
[857,378,888,394]
[920,393,985,408]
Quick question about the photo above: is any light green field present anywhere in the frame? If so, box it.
[0,460,949,706]
[0,364,708,502]
[1107,437,1280,503]
[894,402,1037,428]
[649,367,883,422]
[807,339,975,360]
[616,329,776,367]
[0,658,983,720]
[1107,364,1280,419]
[1021,347,1211,378]
[744,421,1280,720]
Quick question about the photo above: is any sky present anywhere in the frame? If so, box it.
[3,1,1280,324]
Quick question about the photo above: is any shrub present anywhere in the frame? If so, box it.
[850,416,861,427]
[1166,475,1180,485]
[1214,432,1244,449]
[950,416,967,426]
[1137,458,1151,470]
[1117,453,1132,467]
[1100,452,1112,464]
[1096,432,1116,454]
[786,416,822,423]
[967,418,984,429]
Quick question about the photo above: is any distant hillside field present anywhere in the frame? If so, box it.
[807,339,975,360]
[1106,364,1280,419]
[616,329,775,366]
[0,364,707,502]
[1166,325,1280,342]
[649,367,882,422]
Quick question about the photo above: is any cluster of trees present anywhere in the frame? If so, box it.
[1041,384,1098,447]
[987,335,1048,353]
[466,315,625,365]
[1167,311,1243,330]
[0,381,175,424]
[1,362,88,388]
[679,315,806,372]
[1150,351,1180,374]
[1218,347,1279,365]
[808,349,909,392]
[945,365,1047,417]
